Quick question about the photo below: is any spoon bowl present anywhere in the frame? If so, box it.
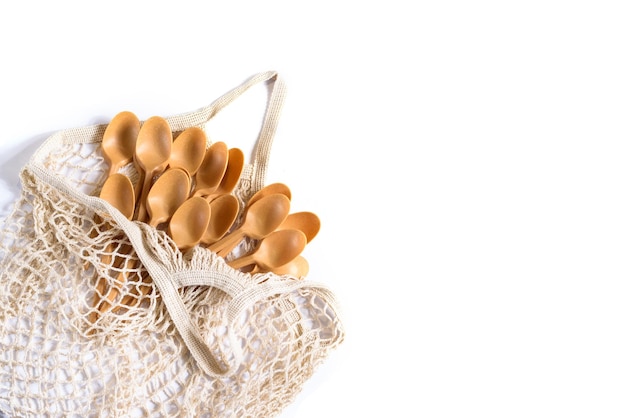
[201,194,239,245]
[169,196,212,251]
[134,116,173,221]
[246,182,291,208]
[170,127,207,176]
[99,173,136,219]
[146,168,191,227]
[101,111,140,176]
[227,229,307,271]
[206,147,244,201]
[276,211,320,243]
[193,141,228,197]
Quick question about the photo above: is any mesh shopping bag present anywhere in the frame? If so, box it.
[0,71,344,417]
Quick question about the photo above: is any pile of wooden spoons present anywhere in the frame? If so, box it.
[91,111,319,318]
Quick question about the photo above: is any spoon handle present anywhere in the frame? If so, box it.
[91,240,133,320]
[110,259,152,312]
[134,174,153,222]
[207,229,244,255]
[89,221,118,323]
[227,254,255,270]
[89,245,113,326]
[133,170,146,207]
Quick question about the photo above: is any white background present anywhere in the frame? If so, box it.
[1,1,626,417]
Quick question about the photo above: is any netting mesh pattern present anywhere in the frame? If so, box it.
[0,136,344,416]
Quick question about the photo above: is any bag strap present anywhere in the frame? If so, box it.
[39,71,286,195]
[166,71,287,193]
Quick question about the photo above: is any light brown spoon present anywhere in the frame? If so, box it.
[169,127,207,176]
[193,141,228,197]
[91,173,135,324]
[227,229,307,271]
[253,255,309,278]
[118,167,190,309]
[201,194,239,245]
[99,173,136,219]
[228,184,290,244]
[208,193,291,255]
[273,255,309,277]
[146,168,191,227]
[276,211,320,243]
[90,111,138,244]
[134,116,172,221]
[246,182,291,209]
[117,194,210,310]
[169,196,212,251]
[101,111,140,176]
[205,147,244,201]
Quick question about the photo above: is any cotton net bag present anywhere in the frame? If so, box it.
[0,71,344,417]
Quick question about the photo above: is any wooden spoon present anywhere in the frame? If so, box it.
[99,173,136,219]
[246,182,291,208]
[208,193,291,255]
[126,167,190,308]
[90,173,135,325]
[276,211,321,243]
[169,196,212,251]
[169,127,207,176]
[117,194,209,310]
[89,111,139,243]
[134,116,172,221]
[227,229,307,271]
[201,193,239,245]
[205,147,244,201]
[273,255,309,277]
[101,111,140,176]
[203,183,291,248]
[253,255,309,278]
[193,141,228,197]
[146,168,191,227]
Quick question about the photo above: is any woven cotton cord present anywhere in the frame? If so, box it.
[163,71,287,195]
[27,161,341,379]
[91,203,343,378]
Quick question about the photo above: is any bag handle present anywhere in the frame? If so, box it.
[166,70,287,192]
[45,71,286,194]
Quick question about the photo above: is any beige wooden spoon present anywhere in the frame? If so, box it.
[146,168,191,227]
[205,147,244,201]
[272,255,309,277]
[169,127,207,177]
[169,196,212,251]
[113,167,190,309]
[201,193,239,245]
[227,229,307,271]
[90,173,135,324]
[246,182,291,208]
[276,211,321,243]
[117,191,206,310]
[90,110,138,241]
[99,173,136,220]
[193,141,228,197]
[134,116,172,221]
[101,111,140,176]
[208,193,291,255]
